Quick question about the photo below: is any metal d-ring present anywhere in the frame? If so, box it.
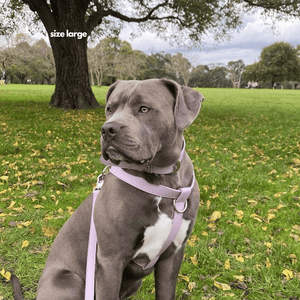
[171,161,181,174]
[173,199,188,213]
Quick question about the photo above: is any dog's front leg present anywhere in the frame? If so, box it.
[154,247,185,300]
[94,256,124,300]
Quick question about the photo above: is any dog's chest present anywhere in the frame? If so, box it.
[133,196,191,261]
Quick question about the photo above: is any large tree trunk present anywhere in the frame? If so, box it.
[48,6,100,109]
[49,37,99,109]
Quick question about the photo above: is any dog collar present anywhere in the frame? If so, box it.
[100,139,185,175]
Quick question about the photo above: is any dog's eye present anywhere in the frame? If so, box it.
[106,106,112,114]
[139,106,150,113]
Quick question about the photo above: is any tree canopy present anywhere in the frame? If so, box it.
[1,0,300,108]
[243,42,300,87]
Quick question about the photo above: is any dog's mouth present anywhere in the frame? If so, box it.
[104,146,150,165]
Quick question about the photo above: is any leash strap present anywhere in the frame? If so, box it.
[85,189,99,300]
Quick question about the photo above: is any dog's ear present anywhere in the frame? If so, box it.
[160,78,204,130]
[106,81,120,102]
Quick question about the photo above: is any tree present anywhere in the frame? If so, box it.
[167,53,192,86]
[30,38,55,84]
[2,0,300,108]
[227,59,245,88]
[244,42,300,87]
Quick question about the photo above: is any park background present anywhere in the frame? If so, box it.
[1,1,300,299]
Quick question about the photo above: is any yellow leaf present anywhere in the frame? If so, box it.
[202,231,208,236]
[20,221,32,227]
[0,176,9,181]
[264,242,272,248]
[34,205,44,209]
[233,275,244,281]
[292,225,300,232]
[21,240,29,249]
[236,256,244,262]
[247,199,258,207]
[235,210,244,220]
[214,281,231,291]
[206,200,211,210]
[209,211,221,222]
[267,213,276,223]
[188,282,197,292]
[266,258,272,269]
[210,193,219,199]
[1,269,11,281]
[56,181,66,186]
[42,226,57,237]
[290,234,300,242]
[203,185,210,192]
[289,254,298,265]
[178,274,190,282]
[225,259,230,270]
[282,269,294,280]
[190,254,198,266]
[262,226,268,231]
[277,204,286,210]
[7,201,15,209]
[231,153,239,159]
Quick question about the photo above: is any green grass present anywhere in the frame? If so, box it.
[0,85,300,299]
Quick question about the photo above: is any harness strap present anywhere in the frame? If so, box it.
[109,167,195,270]
[85,189,99,300]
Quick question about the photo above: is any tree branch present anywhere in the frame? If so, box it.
[22,0,57,33]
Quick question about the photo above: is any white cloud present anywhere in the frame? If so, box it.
[119,11,300,66]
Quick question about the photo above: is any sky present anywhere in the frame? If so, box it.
[119,12,300,67]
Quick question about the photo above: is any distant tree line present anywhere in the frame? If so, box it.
[1,34,299,89]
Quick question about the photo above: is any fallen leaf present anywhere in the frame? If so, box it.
[209,211,221,222]
[225,259,230,270]
[190,254,198,265]
[178,274,190,282]
[21,240,29,249]
[282,269,294,280]
[0,269,11,281]
[214,281,231,291]
[188,282,196,292]
[42,226,57,237]
[266,258,272,268]
[235,210,244,220]
[233,275,245,281]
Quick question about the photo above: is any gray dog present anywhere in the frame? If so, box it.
[16,78,204,300]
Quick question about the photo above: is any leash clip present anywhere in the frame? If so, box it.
[94,166,110,190]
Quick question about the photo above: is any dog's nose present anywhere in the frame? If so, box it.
[101,121,121,140]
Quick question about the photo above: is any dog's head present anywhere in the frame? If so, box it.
[101,78,204,167]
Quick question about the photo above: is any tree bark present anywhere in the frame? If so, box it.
[49,35,100,109]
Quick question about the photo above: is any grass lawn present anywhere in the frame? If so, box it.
[0,84,300,299]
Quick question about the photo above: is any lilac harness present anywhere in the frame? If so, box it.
[85,146,195,299]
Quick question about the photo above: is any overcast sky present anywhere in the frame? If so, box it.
[119,12,300,67]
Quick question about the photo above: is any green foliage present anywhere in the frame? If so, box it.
[1,85,300,299]
[243,42,300,86]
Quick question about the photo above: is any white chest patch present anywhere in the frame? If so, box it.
[133,196,191,261]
